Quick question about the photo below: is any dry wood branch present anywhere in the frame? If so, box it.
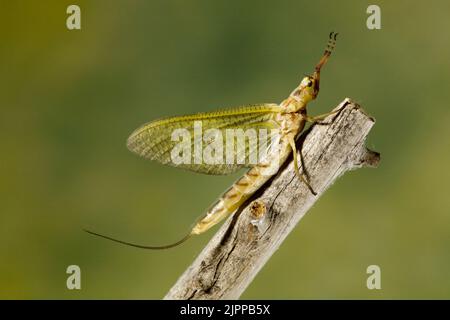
[164,98,380,300]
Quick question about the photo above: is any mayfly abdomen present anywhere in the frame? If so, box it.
[191,139,292,235]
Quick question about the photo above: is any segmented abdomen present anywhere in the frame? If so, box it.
[191,139,292,235]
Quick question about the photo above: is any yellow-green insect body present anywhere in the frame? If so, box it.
[86,32,339,249]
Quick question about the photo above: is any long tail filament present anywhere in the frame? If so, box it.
[83,229,192,250]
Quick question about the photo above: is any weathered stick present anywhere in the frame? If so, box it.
[164,98,380,300]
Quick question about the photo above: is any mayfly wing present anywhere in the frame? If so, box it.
[127,104,283,175]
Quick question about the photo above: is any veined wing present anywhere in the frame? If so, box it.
[127,104,283,175]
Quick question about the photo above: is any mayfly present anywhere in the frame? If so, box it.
[85,32,340,249]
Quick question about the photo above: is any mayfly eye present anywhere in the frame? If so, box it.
[306,80,313,87]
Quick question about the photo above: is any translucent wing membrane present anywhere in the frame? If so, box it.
[127,104,282,175]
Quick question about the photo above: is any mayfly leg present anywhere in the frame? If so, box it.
[288,136,317,196]
[305,104,346,125]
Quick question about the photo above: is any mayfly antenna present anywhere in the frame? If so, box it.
[83,229,193,250]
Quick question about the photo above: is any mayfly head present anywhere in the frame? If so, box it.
[291,75,317,104]
[287,73,318,108]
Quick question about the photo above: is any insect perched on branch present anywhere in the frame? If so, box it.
[85,32,340,249]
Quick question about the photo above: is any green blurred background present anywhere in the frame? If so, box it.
[1,0,450,299]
